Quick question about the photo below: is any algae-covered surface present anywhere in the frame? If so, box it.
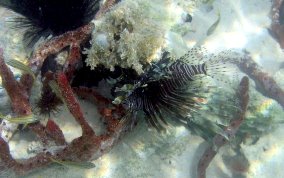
[0,0,284,178]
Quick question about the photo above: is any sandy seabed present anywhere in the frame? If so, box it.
[0,0,284,178]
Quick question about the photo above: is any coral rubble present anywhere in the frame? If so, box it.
[0,46,126,175]
[0,0,128,176]
[270,0,284,48]
[238,52,284,109]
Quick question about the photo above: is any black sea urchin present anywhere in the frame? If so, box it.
[34,84,63,117]
[0,0,100,48]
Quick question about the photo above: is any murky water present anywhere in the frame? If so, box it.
[0,0,283,178]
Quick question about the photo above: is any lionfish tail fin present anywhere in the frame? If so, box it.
[121,47,242,131]
[201,49,241,86]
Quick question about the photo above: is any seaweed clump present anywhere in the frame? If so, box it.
[85,0,184,74]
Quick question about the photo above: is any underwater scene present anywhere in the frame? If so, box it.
[0,0,283,177]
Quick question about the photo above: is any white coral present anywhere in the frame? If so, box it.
[85,0,191,74]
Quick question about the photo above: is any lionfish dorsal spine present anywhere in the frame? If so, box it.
[121,48,238,130]
[168,61,207,82]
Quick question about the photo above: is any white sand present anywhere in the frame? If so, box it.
[0,0,284,178]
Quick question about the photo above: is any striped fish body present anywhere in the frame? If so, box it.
[122,60,208,130]
[121,48,237,130]
[166,60,207,88]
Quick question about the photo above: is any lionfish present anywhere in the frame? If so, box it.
[118,47,239,133]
